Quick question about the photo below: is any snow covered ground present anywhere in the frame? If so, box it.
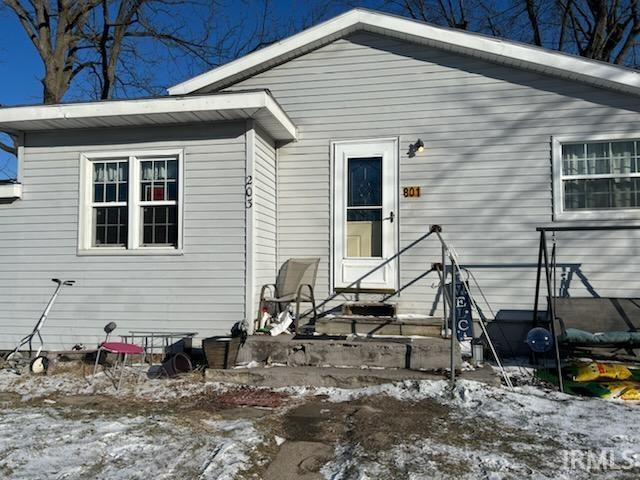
[0,368,265,479]
[311,379,640,479]
[0,411,261,480]
[1,367,639,479]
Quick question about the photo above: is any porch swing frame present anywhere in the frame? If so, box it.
[532,225,640,393]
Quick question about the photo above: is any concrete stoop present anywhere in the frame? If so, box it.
[234,335,460,371]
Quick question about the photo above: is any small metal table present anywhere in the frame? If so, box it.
[121,330,197,365]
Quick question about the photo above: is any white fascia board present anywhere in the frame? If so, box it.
[370,11,640,93]
[0,91,297,140]
[168,8,640,96]
[263,94,297,139]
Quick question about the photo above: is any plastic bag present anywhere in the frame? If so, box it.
[269,311,293,336]
[573,362,632,382]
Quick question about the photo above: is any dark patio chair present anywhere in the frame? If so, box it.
[257,257,320,333]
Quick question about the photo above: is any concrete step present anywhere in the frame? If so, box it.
[315,315,443,337]
[235,334,459,371]
[342,302,396,317]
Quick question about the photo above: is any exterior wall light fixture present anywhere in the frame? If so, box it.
[408,139,425,158]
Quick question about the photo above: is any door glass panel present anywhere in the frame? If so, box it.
[347,209,382,257]
[348,157,382,206]
[347,157,383,258]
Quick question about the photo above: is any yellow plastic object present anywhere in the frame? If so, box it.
[600,382,633,399]
[599,382,640,400]
[620,385,640,401]
[574,362,632,382]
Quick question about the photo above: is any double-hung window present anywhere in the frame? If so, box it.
[79,150,183,253]
[140,158,179,247]
[553,137,640,220]
[91,160,129,246]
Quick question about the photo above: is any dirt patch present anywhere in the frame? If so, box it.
[45,389,289,422]
[0,392,21,407]
[0,368,588,478]
[281,396,453,448]
[197,387,290,410]
[1,366,291,417]
[264,441,334,480]
[260,394,566,478]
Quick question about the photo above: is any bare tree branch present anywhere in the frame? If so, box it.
[393,0,640,65]
[0,139,16,155]
[525,0,543,46]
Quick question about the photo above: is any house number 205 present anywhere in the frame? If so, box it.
[245,175,253,209]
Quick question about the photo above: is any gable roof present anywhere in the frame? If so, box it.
[168,8,640,97]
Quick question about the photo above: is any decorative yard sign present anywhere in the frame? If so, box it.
[448,274,474,341]
[403,186,421,198]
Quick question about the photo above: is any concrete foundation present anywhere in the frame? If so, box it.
[235,335,459,371]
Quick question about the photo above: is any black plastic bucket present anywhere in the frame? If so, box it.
[162,352,192,377]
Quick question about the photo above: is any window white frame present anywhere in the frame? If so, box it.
[553,135,640,221]
[78,149,184,255]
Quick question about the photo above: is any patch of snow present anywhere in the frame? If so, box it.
[200,420,263,479]
[234,360,261,369]
[0,367,226,402]
[496,364,538,385]
[396,313,438,320]
[0,409,262,479]
[314,379,640,479]
[4,364,640,478]
[459,339,472,357]
[295,378,640,468]
[322,442,544,480]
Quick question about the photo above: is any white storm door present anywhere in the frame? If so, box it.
[333,138,398,290]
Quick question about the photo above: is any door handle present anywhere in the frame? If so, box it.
[384,211,395,223]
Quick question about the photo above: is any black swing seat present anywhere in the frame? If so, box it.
[552,297,640,348]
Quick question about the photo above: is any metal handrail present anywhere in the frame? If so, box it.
[431,227,513,389]
[313,227,438,312]
[309,224,512,389]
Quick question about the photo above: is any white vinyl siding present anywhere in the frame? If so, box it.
[0,122,247,350]
[229,31,640,315]
[252,126,278,321]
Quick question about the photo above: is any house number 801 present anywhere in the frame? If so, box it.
[403,186,421,198]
